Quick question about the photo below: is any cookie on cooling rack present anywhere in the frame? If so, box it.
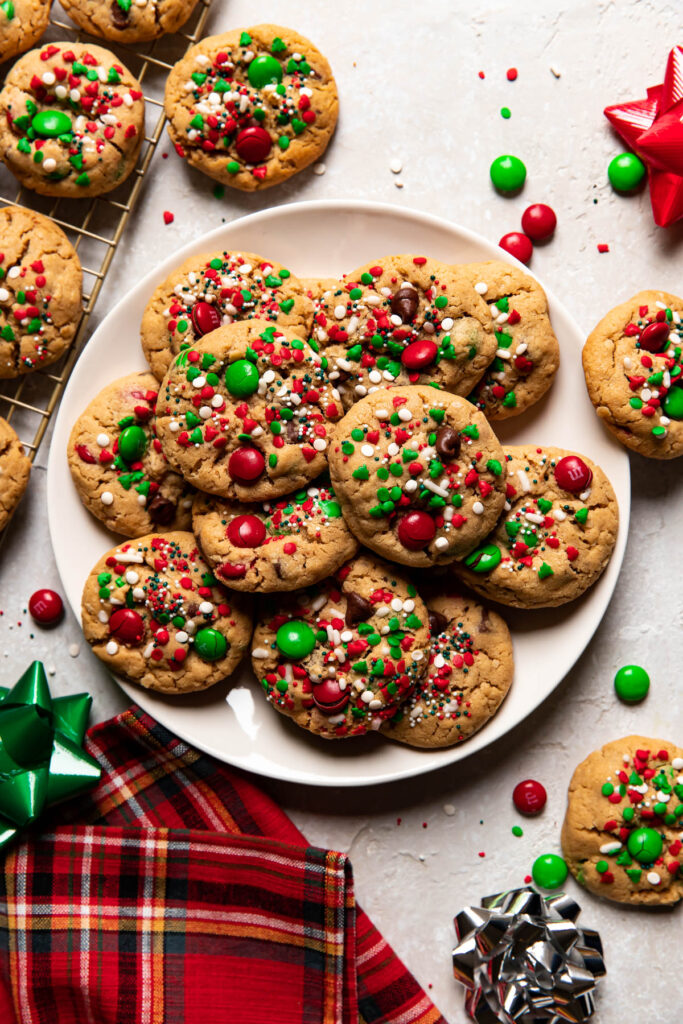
[0,206,82,379]
[60,0,200,43]
[0,41,145,196]
[0,0,51,63]
[164,24,338,190]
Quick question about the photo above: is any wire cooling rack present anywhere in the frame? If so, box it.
[0,0,213,459]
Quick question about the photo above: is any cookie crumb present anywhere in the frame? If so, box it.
[550,67,561,78]
[394,180,404,189]
[443,803,456,816]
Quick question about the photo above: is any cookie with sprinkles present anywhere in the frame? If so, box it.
[562,736,683,906]
[583,290,683,458]
[60,0,199,44]
[454,445,618,608]
[68,372,195,538]
[328,385,506,567]
[0,0,51,63]
[0,416,31,531]
[460,260,560,420]
[81,531,251,694]
[0,206,82,378]
[163,24,338,190]
[381,591,513,748]
[192,477,358,592]
[300,277,339,302]
[311,256,495,410]
[0,42,145,196]
[155,319,342,502]
[140,249,313,382]
[250,552,430,739]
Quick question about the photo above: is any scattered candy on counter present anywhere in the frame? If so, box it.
[512,778,547,815]
[489,154,527,193]
[520,203,556,242]
[28,588,64,627]
[607,152,646,193]
[614,663,650,703]
[532,852,569,890]
[498,231,532,264]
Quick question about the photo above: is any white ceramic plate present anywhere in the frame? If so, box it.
[48,200,630,786]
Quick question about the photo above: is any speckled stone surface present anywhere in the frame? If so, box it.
[1,2,683,1021]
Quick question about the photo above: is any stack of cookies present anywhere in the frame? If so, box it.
[71,250,619,747]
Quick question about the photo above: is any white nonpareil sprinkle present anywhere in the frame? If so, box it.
[391,598,403,612]
[313,163,326,175]
[397,408,412,422]
[96,433,110,447]
[68,643,80,658]
[672,757,683,770]
[599,841,622,854]
[647,871,661,885]
[313,438,327,451]
[441,318,454,330]
[472,501,484,515]
[106,641,118,656]
[434,537,449,551]
[443,803,455,816]
[175,631,189,644]
[361,444,375,457]
[360,690,374,704]
[125,570,139,585]
[517,470,531,492]
[100,491,114,506]
[389,158,403,173]
[524,512,544,525]
[474,281,488,295]
[251,647,269,659]
[0,288,8,302]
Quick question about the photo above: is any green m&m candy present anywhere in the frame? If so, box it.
[490,154,527,193]
[248,54,283,89]
[464,543,501,573]
[276,620,316,660]
[662,385,683,420]
[31,109,72,138]
[627,827,663,864]
[118,425,148,463]
[225,358,259,397]
[607,152,646,193]
[614,664,650,704]
[194,627,228,661]
[531,853,568,890]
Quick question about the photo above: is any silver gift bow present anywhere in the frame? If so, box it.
[452,888,606,1024]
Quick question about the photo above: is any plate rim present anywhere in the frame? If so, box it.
[47,198,631,787]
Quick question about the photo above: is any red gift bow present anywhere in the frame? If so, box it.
[604,44,683,226]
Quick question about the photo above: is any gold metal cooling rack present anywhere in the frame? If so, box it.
[0,0,214,461]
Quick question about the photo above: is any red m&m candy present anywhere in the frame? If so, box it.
[109,608,145,646]
[228,447,265,484]
[227,514,266,547]
[28,588,64,627]
[554,455,592,493]
[521,203,557,242]
[312,677,350,715]
[401,339,438,371]
[513,778,547,815]
[397,510,436,550]
[235,126,272,163]
[498,231,533,265]
[191,301,221,337]
[639,320,670,354]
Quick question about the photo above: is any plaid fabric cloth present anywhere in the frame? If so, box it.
[0,705,448,1024]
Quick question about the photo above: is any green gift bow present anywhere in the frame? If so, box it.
[0,661,101,850]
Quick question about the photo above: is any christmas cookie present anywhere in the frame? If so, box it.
[461,261,560,420]
[328,385,506,567]
[583,290,683,458]
[454,445,618,608]
[192,478,358,591]
[312,256,495,410]
[140,250,312,382]
[0,416,31,531]
[67,372,195,538]
[60,0,199,43]
[0,42,145,197]
[155,320,342,502]
[164,24,338,191]
[250,552,430,739]
[561,736,683,906]
[0,206,82,378]
[0,0,51,63]
[381,592,513,748]
[81,531,251,694]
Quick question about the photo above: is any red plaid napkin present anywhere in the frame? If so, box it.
[0,705,448,1024]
